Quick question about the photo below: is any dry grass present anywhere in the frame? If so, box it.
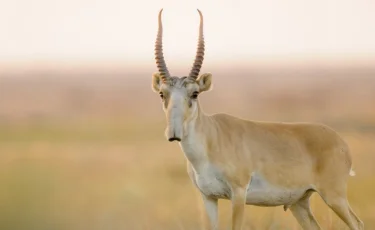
[0,66,374,229]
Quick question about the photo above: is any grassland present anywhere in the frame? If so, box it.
[0,65,374,229]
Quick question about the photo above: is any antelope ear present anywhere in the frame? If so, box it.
[196,73,212,92]
[152,73,162,92]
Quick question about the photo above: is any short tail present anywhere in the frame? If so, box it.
[349,168,356,176]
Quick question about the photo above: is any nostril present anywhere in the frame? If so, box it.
[168,137,181,142]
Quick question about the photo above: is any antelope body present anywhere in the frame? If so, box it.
[151,9,364,230]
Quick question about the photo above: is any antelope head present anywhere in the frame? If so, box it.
[152,9,212,142]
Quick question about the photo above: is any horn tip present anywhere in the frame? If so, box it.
[197,9,203,17]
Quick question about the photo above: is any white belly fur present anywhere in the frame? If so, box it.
[246,172,312,206]
[192,168,312,206]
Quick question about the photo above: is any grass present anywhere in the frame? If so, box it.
[0,121,374,230]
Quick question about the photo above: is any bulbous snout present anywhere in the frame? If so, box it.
[166,124,183,142]
[165,94,185,143]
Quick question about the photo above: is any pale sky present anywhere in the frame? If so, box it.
[1,0,375,68]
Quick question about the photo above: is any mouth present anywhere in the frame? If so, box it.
[168,137,181,142]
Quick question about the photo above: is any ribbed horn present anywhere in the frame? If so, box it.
[155,9,170,81]
[189,9,205,79]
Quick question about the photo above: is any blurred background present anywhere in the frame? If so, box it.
[1,0,375,229]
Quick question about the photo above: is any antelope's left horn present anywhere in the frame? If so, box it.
[189,9,205,80]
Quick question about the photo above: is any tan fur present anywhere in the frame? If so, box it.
[151,72,364,230]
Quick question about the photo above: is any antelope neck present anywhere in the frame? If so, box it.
[179,102,212,169]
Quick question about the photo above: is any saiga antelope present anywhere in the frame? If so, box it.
[150,9,364,230]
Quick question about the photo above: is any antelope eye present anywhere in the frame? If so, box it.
[191,91,199,99]
[159,92,164,99]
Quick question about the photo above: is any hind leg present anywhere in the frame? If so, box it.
[349,204,364,229]
[319,186,362,230]
[289,191,321,230]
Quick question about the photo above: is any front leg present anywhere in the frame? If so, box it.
[200,193,218,230]
[231,187,247,230]
[186,163,218,230]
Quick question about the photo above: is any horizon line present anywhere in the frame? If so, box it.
[1,55,375,74]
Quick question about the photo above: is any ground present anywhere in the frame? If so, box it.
[0,65,374,229]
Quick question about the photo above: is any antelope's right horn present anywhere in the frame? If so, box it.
[155,9,170,81]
